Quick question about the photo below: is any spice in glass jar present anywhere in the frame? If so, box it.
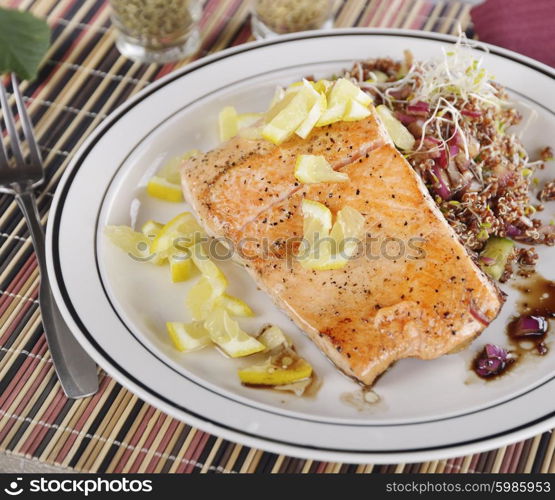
[110,0,201,63]
[252,0,333,38]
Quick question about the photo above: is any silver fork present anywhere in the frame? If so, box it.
[0,74,98,399]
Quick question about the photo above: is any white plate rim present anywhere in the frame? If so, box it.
[45,28,555,464]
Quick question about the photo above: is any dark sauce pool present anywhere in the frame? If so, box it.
[472,273,555,380]
[510,273,555,355]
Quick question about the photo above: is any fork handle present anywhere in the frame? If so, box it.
[15,188,99,399]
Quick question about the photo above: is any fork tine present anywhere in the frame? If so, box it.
[11,74,42,167]
[0,78,25,168]
[0,98,9,169]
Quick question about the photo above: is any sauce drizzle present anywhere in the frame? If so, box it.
[509,273,555,355]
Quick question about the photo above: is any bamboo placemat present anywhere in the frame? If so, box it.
[0,0,553,474]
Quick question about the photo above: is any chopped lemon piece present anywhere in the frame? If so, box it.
[295,92,326,139]
[298,201,364,270]
[167,321,211,352]
[204,308,265,358]
[156,157,182,184]
[190,243,228,297]
[105,225,152,260]
[268,86,285,109]
[330,206,365,258]
[344,99,372,121]
[141,220,164,239]
[312,79,333,94]
[186,276,220,320]
[328,78,372,107]
[157,150,199,184]
[238,348,313,385]
[376,104,415,151]
[302,199,333,236]
[284,80,304,94]
[216,294,254,317]
[146,176,183,202]
[262,85,319,145]
[315,78,372,126]
[219,106,238,142]
[315,104,346,126]
[300,252,350,271]
[146,150,198,202]
[259,325,290,350]
[237,112,262,129]
[297,199,334,269]
[151,212,204,260]
[265,90,296,122]
[169,252,194,282]
[294,155,349,184]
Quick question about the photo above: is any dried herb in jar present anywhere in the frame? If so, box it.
[254,0,331,34]
[110,0,196,48]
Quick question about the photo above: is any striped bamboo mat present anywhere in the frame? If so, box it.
[0,0,554,474]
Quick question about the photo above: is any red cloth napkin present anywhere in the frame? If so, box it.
[471,0,555,67]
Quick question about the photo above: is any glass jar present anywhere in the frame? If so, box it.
[251,0,333,39]
[109,0,202,64]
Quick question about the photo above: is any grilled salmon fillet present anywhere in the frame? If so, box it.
[181,117,503,386]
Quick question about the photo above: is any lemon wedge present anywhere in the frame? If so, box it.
[169,252,195,282]
[150,212,204,261]
[302,199,333,239]
[262,85,319,145]
[216,294,254,317]
[204,308,265,358]
[297,199,333,269]
[344,99,372,121]
[295,91,326,139]
[311,79,333,94]
[190,243,228,296]
[237,348,313,386]
[298,201,364,270]
[315,104,346,127]
[268,86,285,109]
[105,225,152,261]
[376,104,415,151]
[284,81,304,94]
[186,276,219,320]
[328,78,372,107]
[315,78,372,126]
[259,325,291,350]
[157,150,199,183]
[294,155,349,184]
[146,176,183,202]
[167,321,211,352]
[146,150,199,202]
[330,205,365,258]
[141,220,163,239]
[264,91,296,122]
[219,106,238,142]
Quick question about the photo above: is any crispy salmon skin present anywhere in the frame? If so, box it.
[181,117,502,386]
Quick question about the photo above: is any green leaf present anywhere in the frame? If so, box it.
[0,7,51,81]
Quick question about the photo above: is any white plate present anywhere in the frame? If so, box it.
[46,29,555,464]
